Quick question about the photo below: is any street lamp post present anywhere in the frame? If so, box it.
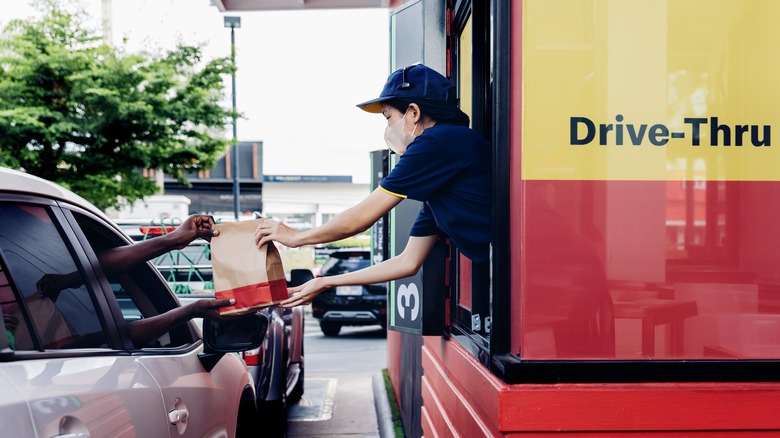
[224,16,241,221]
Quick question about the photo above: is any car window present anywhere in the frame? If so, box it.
[153,242,211,267]
[0,204,105,350]
[321,254,370,276]
[73,213,195,349]
[1,264,34,350]
[152,241,213,294]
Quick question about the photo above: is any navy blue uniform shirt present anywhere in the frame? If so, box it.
[379,123,491,264]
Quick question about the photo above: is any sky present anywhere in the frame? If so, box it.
[1,0,391,184]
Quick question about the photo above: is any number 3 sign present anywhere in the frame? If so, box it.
[396,283,420,321]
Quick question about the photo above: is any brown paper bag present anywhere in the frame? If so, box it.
[211,219,288,315]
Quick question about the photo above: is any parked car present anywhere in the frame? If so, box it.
[311,249,388,336]
[0,167,264,437]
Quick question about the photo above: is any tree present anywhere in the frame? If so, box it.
[0,1,235,209]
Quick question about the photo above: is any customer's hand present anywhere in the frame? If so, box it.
[171,215,220,249]
[190,298,236,321]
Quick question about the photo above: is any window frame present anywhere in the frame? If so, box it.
[447,0,498,365]
[0,194,121,356]
[62,205,201,352]
[0,192,202,360]
[0,246,40,352]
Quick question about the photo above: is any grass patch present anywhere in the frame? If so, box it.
[382,368,406,438]
[323,235,371,248]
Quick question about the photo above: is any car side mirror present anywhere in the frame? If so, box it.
[199,313,268,372]
[288,268,314,287]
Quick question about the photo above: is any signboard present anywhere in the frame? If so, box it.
[522,1,780,182]
[262,175,352,183]
[386,165,449,336]
[387,192,423,334]
[370,150,390,265]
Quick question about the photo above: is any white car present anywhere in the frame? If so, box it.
[117,217,307,436]
[0,167,265,438]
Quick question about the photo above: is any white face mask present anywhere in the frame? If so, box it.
[384,110,418,155]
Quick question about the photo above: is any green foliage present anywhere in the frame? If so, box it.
[323,236,371,248]
[0,0,235,209]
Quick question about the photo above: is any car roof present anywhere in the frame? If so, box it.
[0,167,112,222]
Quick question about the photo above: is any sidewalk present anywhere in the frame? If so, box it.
[287,371,384,437]
[286,317,395,438]
[286,371,395,437]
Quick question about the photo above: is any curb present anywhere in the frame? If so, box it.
[372,371,396,438]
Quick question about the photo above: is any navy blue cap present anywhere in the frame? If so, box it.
[357,64,458,113]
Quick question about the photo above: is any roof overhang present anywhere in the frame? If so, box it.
[212,0,401,11]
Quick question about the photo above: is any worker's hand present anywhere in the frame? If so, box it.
[190,298,236,321]
[278,277,327,308]
[255,219,300,249]
[171,215,220,249]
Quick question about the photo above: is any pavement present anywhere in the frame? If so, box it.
[286,372,394,437]
[285,315,397,438]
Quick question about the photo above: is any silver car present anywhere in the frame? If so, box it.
[117,216,308,437]
[0,167,265,437]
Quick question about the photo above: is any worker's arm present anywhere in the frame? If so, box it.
[255,188,403,248]
[278,235,438,308]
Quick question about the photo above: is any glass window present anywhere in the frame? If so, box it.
[520,0,780,360]
[1,263,34,350]
[450,2,493,344]
[321,252,370,276]
[74,213,193,349]
[0,204,105,350]
[151,240,213,294]
[457,15,475,319]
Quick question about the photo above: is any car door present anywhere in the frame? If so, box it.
[0,370,34,436]
[0,198,169,438]
[68,209,249,438]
